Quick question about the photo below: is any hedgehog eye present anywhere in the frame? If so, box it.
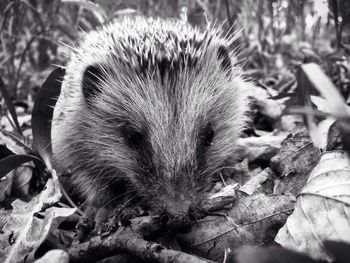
[202,123,214,147]
[121,125,146,148]
[126,131,145,147]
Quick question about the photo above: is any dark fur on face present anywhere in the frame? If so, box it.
[52,17,251,227]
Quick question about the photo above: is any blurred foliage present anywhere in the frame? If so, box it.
[0,0,349,104]
[1,2,350,261]
[0,0,97,100]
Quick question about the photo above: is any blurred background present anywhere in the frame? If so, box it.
[0,0,349,109]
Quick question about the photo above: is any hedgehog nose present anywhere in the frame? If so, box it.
[161,201,195,233]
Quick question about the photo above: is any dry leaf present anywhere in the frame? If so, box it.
[0,176,11,202]
[271,125,321,195]
[236,134,285,163]
[326,121,343,151]
[248,85,285,121]
[177,193,295,261]
[239,168,276,195]
[0,130,32,155]
[275,150,350,261]
[0,130,37,198]
[0,171,76,263]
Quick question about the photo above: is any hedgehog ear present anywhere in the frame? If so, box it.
[217,46,232,74]
[82,65,105,103]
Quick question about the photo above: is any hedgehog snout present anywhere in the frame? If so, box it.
[160,199,198,233]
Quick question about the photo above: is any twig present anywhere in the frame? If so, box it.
[68,226,214,263]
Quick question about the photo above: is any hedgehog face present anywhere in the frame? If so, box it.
[77,43,248,229]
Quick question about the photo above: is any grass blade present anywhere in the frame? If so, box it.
[0,76,22,135]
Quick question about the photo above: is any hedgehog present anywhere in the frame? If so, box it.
[51,17,251,231]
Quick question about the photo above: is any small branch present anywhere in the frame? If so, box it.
[68,227,214,263]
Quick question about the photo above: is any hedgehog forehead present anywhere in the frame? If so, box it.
[97,61,228,139]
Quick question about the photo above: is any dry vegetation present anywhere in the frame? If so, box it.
[1,0,350,262]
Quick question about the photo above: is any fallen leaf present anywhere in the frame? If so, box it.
[326,121,343,151]
[275,150,350,261]
[271,125,321,195]
[248,85,285,121]
[236,134,285,163]
[0,176,11,203]
[239,168,276,195]
[0,130,32,155]
[177,193,295,261]
[0,170,75,263]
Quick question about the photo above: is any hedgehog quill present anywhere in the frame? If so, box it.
[51,17,251,232]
